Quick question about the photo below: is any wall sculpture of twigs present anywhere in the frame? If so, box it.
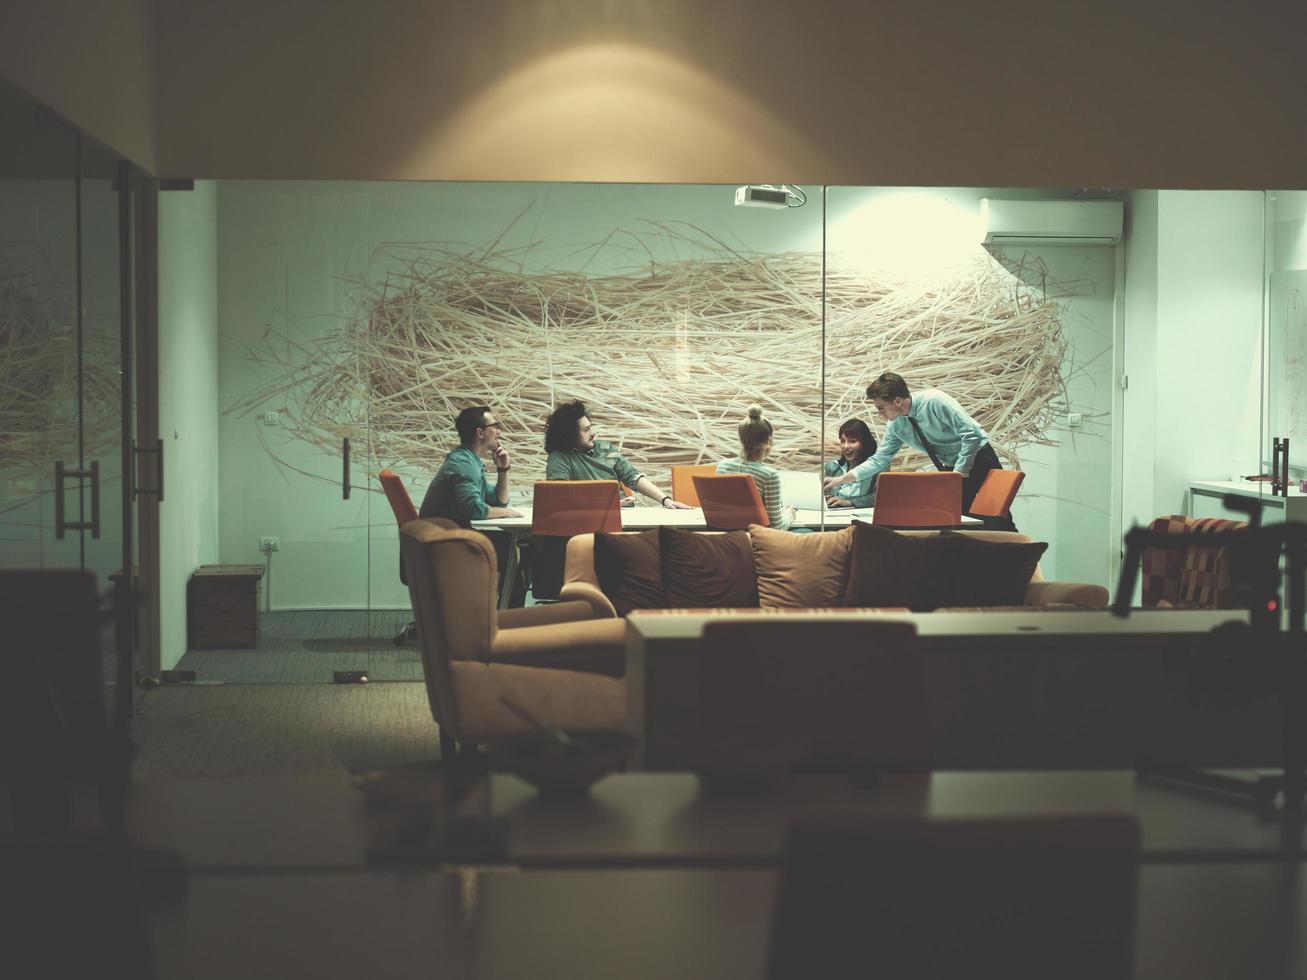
[0,257,119,503]
[227,223,1072,491]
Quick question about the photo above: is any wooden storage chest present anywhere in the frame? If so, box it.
[188,564,264,649]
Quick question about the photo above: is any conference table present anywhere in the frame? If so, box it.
[472,505,981,608]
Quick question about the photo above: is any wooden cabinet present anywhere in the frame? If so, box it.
[188,565,264,649]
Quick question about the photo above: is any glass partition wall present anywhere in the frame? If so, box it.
[161,180,1281,681]
[186,181,824,681]
[0,78,143,717]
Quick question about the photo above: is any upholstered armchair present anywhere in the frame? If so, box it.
[399,519,626,757]
[1141,514,1247,608]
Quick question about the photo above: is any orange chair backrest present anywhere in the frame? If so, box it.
[531,480,623,535]
[692,473,770,529]
[871,471,963,527]
[671,464,717,507]
[379,469,419,525]
[969,469,1025,518]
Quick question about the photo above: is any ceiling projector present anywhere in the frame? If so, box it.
[735,184,794,208]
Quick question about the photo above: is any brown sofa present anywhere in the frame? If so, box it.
[561,525,1109,617]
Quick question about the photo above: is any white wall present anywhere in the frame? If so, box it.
[158,181,220,669]
[1128,191,1265,528]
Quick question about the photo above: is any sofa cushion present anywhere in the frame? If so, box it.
[749,523,854,609]
[594,530,665,616]
[942,530,1049,607]
[842,523,961,611]
[659,527,758,608]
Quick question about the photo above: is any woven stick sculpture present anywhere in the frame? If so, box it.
[0,258,120,501]
[227,224,1073,491]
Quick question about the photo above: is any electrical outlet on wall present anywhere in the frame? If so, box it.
[259,536,280,552]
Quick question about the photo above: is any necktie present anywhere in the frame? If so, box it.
[907,416,948,471]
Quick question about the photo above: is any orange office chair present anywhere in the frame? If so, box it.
[379,469,422,644]
[379,469,419,527]
[692,473,770,530]
[871,471,963,528]
[671,464,717,507]
[531,480,623,600]
[969,469,1025,527]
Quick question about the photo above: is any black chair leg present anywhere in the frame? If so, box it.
[440,729,458,764]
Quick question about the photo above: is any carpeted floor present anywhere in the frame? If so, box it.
[174,609,425,684]
[131,681,444,778]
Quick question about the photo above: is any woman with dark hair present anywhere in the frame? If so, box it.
[823,418,879,508]
[543,399,690,508]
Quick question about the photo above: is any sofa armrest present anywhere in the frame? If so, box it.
[1025,580,1109,609]
[488,617,627,677]
[497,600,597,630]
[564,533,601,589]
[559,580,618,619]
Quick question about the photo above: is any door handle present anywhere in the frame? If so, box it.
[132,438,164,502]
[54,459,101,539]
[343,438,351,500]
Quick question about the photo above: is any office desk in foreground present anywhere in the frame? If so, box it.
[624,609,1278,770]
[149,863,1307,980]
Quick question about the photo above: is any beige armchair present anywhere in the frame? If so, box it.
[400,519,626,758]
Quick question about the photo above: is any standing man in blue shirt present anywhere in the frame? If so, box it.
[419,406,526,602]
[823,372,1016,531]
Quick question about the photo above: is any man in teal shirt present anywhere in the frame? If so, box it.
[543,400,691,509]
[420,406,525,602]
[823,372,1016,530]
[420,406,522,523]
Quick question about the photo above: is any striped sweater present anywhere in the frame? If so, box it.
[714,458,791,529]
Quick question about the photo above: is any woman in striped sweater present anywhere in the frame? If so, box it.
[715,404,797,530]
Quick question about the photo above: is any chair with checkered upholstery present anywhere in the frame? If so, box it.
[1141,514,1246,608]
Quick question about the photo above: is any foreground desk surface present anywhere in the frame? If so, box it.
[149,864,1307,980]
[472,505,979,530]
[447,771,1307,868]
[123,768,1306,873]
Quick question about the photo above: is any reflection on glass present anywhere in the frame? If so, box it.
[0,79,80,571]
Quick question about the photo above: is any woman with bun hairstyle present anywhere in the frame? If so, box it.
[823,418,879,508]
[714,404,796,530]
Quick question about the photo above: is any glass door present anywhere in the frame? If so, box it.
[202,181,373,682]
[0,77,139,733]
[0,83,80,573]
[78,137,135,723]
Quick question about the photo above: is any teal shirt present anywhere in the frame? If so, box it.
[545,440,643,488]
[847,389,989,482]
[418,446,498,522]
[823,458,877,508]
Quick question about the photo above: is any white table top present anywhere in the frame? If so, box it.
[626,607,1249,640]
[472,506,980,531]
[1190,478,1297,498]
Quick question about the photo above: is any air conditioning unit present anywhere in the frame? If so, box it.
[980,199,1123,246]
